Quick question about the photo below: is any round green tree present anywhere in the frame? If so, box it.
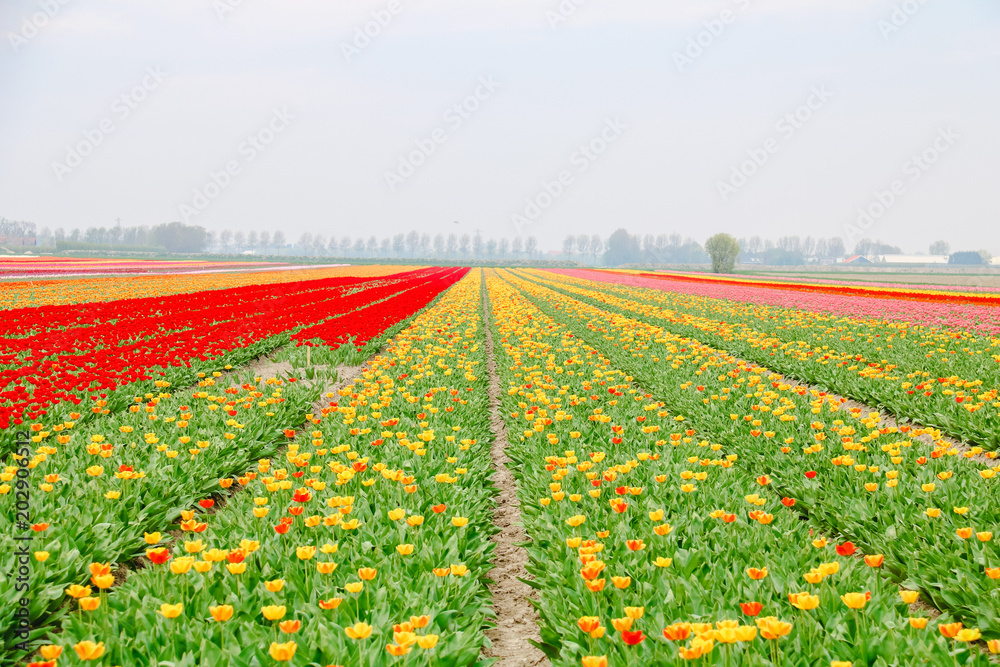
[705,233,741,273]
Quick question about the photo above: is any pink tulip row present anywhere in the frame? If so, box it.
[554,269,1000,335]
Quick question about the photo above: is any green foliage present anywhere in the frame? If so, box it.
[705,233,741,273]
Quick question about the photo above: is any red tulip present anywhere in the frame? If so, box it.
[621,630,646,646]
[836,542,856,556]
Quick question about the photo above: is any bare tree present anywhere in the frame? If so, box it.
[380,237,391,256]
[802,236,816,257]
[233,231,247,252]
[367,236,378,256]
[827,237,845,258]
[930,240,950,255]
[525,236,538,256]
[392,234,405,257]
[340,236,352,256]
[354,238,366,256]
[590,234,603,260]
[313,234,326,256]
[563,235,575,257]
[297,232,312,254]
[446,233,458,256]
[247,230,259,252]
[272,231,286,251]
[511,236,523,257]
[406,230,420,257]
[259,231,271,252]
[498,237,510,258]
[459,234,471,257]
[815,238,828,259]
[472,231,483,257]
[433,234,445,257]
[419,233,430,258]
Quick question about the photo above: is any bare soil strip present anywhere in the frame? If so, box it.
[480,277,549,667]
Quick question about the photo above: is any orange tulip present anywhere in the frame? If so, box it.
[938,622,963,639]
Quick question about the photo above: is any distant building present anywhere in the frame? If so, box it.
[877,254,949,265]
[0,236,36,246]
[841,255,873,264]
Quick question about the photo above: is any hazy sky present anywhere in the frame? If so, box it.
[1,0,998,253]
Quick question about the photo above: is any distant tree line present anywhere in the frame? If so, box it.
[600,230,708,266]
[0,218,37,238]
[37,221,210,253]
[283,230,544,260]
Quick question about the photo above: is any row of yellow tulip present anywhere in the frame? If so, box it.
[497,269,1000,649]
[485,269,990,666]
[525,269,1000,449]
[39,271,497,666]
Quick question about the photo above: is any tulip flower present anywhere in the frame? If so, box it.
[756,617,793,640]
[417,634,439,649]
[279,620,302,634]
[73,641,105,661]
[863,554,884,568]
[158,603,183,619]
[345,621,374,639]
[664,623,692,641]
[269,641,297,661]
[840,593,867,610]
[835,542,856,556]
[262,605,287,621]
[900,590,919,604]
[909,617,928,629]
[66,585,92,599]
[210,605,234,622]
[39,646,62,660]
[746,567,768,580]
[789,593,820,610]
[79,596,101,611]
[621,630,645,646]
[581,657,607,667]
[739,602,763,617]
[939,622,962,638]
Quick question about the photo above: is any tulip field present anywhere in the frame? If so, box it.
[4,264,1000,666]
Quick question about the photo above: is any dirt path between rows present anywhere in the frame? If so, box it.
[480,277,548,667]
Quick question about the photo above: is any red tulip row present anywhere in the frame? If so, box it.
[0,268,456,430]
[292,268,470,350]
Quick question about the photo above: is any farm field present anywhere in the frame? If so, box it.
[4,264,1000,666]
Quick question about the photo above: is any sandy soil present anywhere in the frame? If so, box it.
[480,280,549,667]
